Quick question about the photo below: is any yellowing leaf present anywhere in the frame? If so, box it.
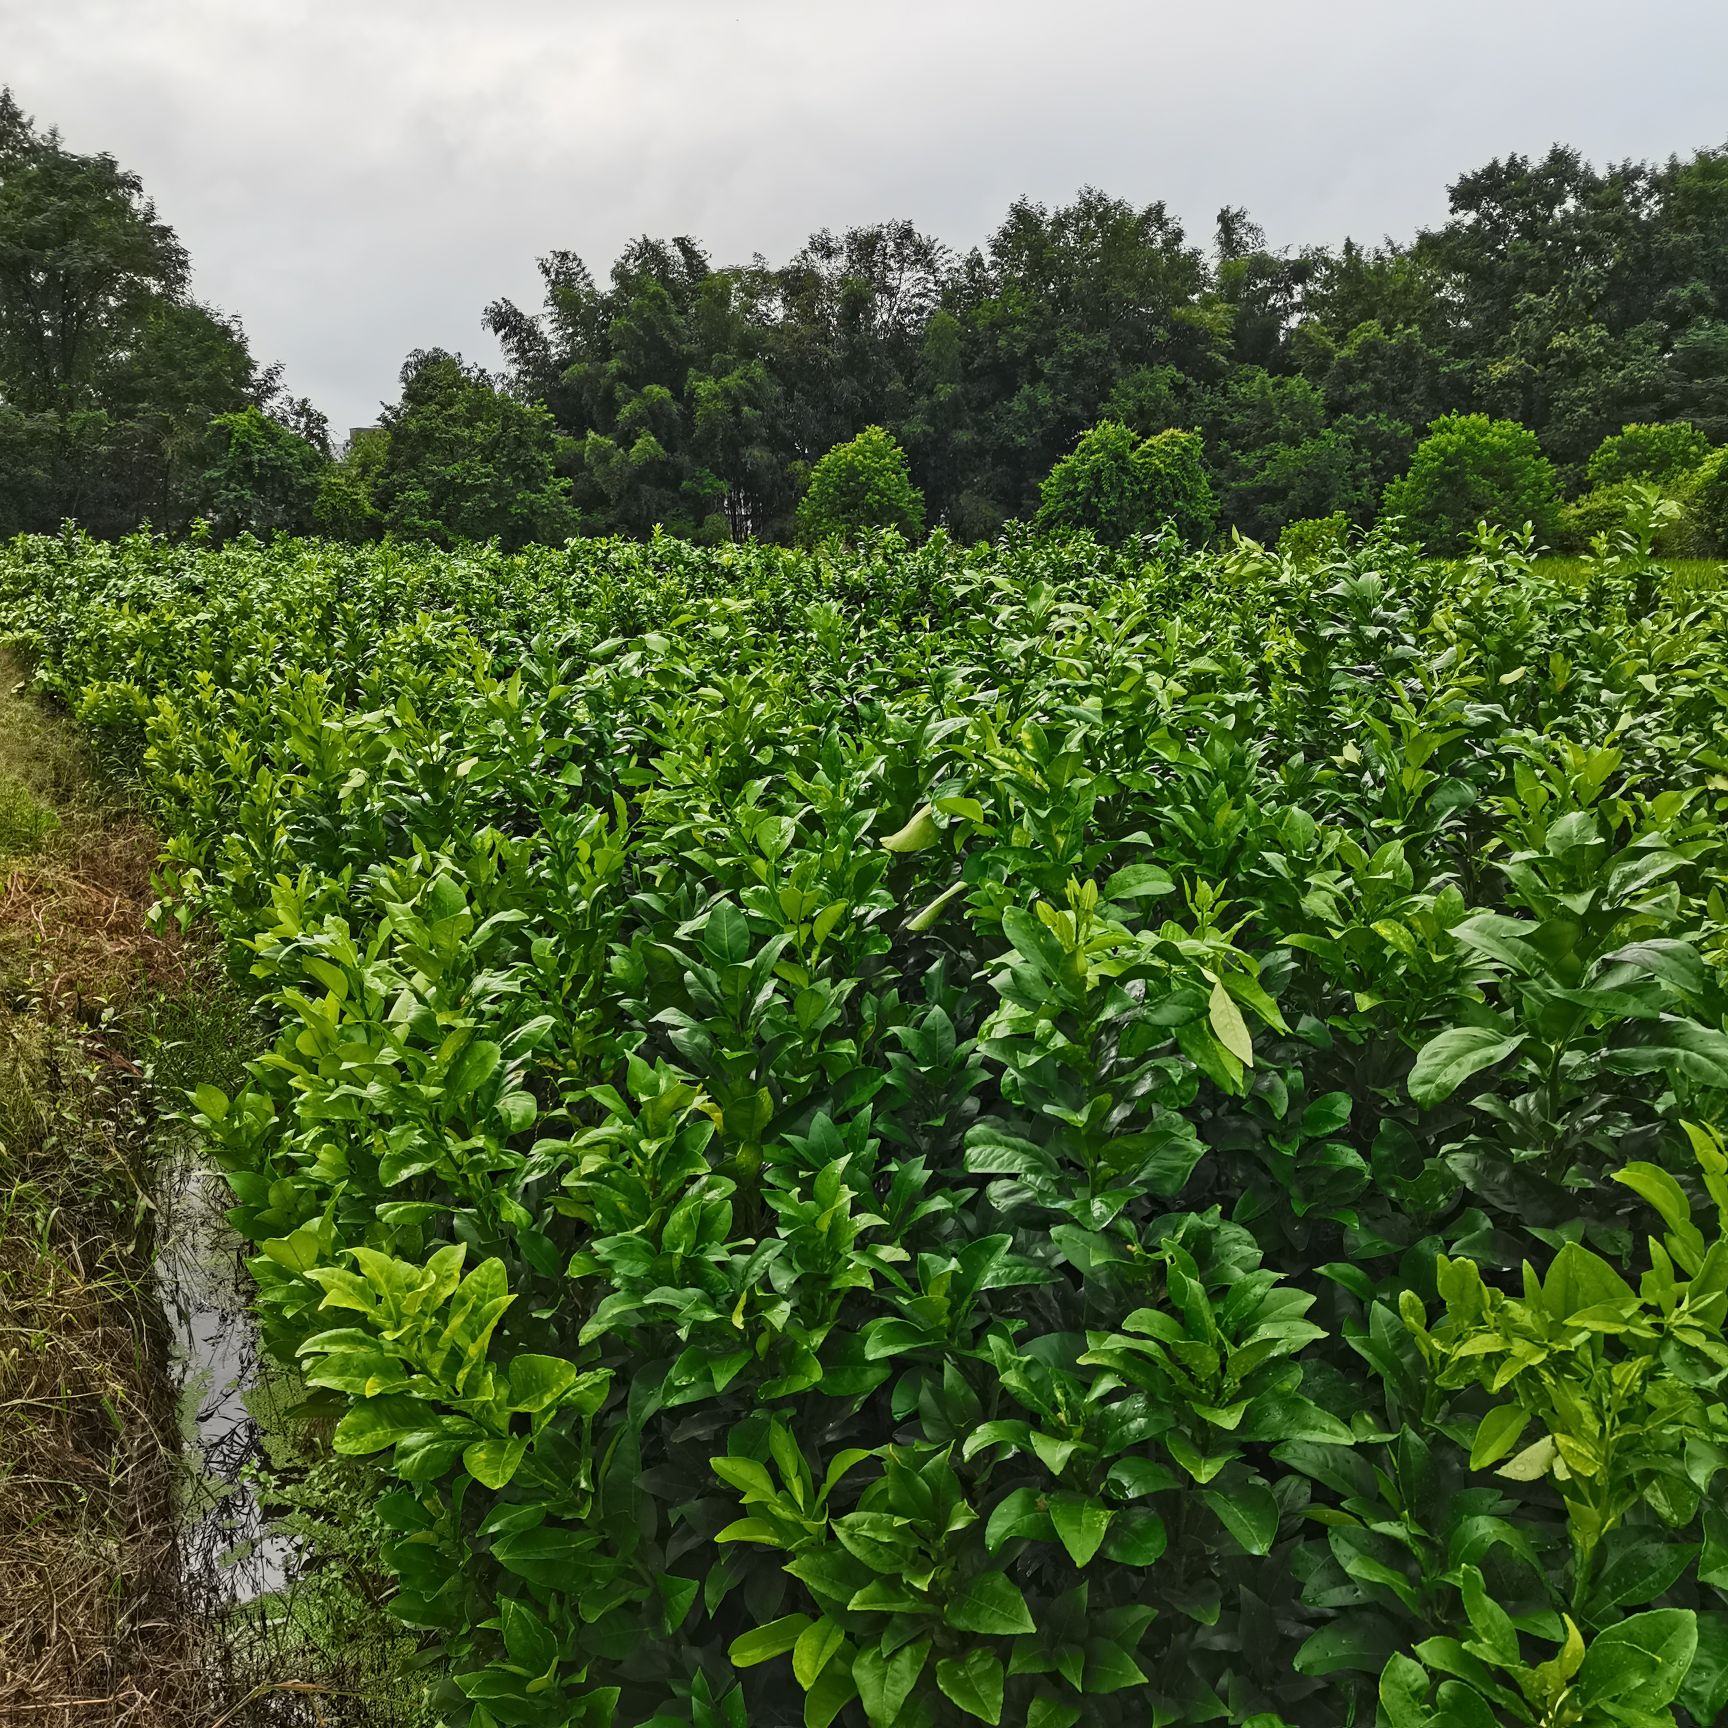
[1208,979,1254,1068]
[880,804,939,852]
[906,879,967,933]
[1497,1433,1558,1481]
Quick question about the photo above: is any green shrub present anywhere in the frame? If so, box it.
[1037,421,1215,546]
[795,426,925,545]
[1690,445,1728,553]
[1276,511,1349,563]
[1036,421,1142,543]
[1556,479,1702,553]
[1381,413,1562,553]
[1586,420,1711,490]
[1137,428,1217,546]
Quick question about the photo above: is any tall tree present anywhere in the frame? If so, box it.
[194,403,328,539]
[0,89,187,413]
[769,220,949,466]
[9,83,1725,551]
[0,87,275,534]
[371,349,576,549]
[939,190,1210,522]
[488,238,790,538]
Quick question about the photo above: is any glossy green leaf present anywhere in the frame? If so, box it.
[1576,1609,1697,1708]
[936,1649,1004,1724]
[1469,1405,1530,1471]
[853,1638,930,1728]
[944,1571,1036,1636]
[1408,1026,1524,1106]
[1049,1494,1114,1567]
[1202,1482,1279,1555]
[729,1613,814,1668]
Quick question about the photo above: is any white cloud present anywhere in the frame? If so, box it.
[8,0,1726,432]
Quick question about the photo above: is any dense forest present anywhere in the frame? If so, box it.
[3,85,1726,551]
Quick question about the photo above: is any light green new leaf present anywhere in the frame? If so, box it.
[192,1082,229,1121]
[729,1613,814,1669]
[1469,1405,1530,1471]
[1460,1566,1519,1665]
[463,1433,528,1490]
[793,1616,845,1690]
[1208,979,1254,1068]
[332,1395,426,1456]
[906,879,967,933]
[1614,1161,1701,1246]
[880,804,939,852]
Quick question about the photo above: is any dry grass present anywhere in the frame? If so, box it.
[0,819,193,1017]
[0,655,192,1020]
[0,1017,198,1726]
[0,650,205,1725]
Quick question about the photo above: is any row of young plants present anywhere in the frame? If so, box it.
[3,519,1727,1727]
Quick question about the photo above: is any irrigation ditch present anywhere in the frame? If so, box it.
[0,653,432,1727]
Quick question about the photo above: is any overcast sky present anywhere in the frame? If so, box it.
[7,0,1727,435]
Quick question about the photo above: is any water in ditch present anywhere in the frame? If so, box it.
[152,1142,296,1606]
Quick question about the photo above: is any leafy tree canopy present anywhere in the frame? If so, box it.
[195,404,328,540]
[372,349,577,549]
[795,425,924,545]
[8,83,1728,555]
[1587,420,1712,489]
[0,87,290,536]
[1036,421,1215,546]
[1382,412,1563,552]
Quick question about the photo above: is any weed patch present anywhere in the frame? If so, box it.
[0,992,193,1723]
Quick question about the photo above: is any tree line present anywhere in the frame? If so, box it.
[3,84,1726,552]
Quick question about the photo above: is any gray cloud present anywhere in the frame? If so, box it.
[7,0,1726,434]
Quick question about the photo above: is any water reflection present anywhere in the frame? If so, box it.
[152,1149,295,1603]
